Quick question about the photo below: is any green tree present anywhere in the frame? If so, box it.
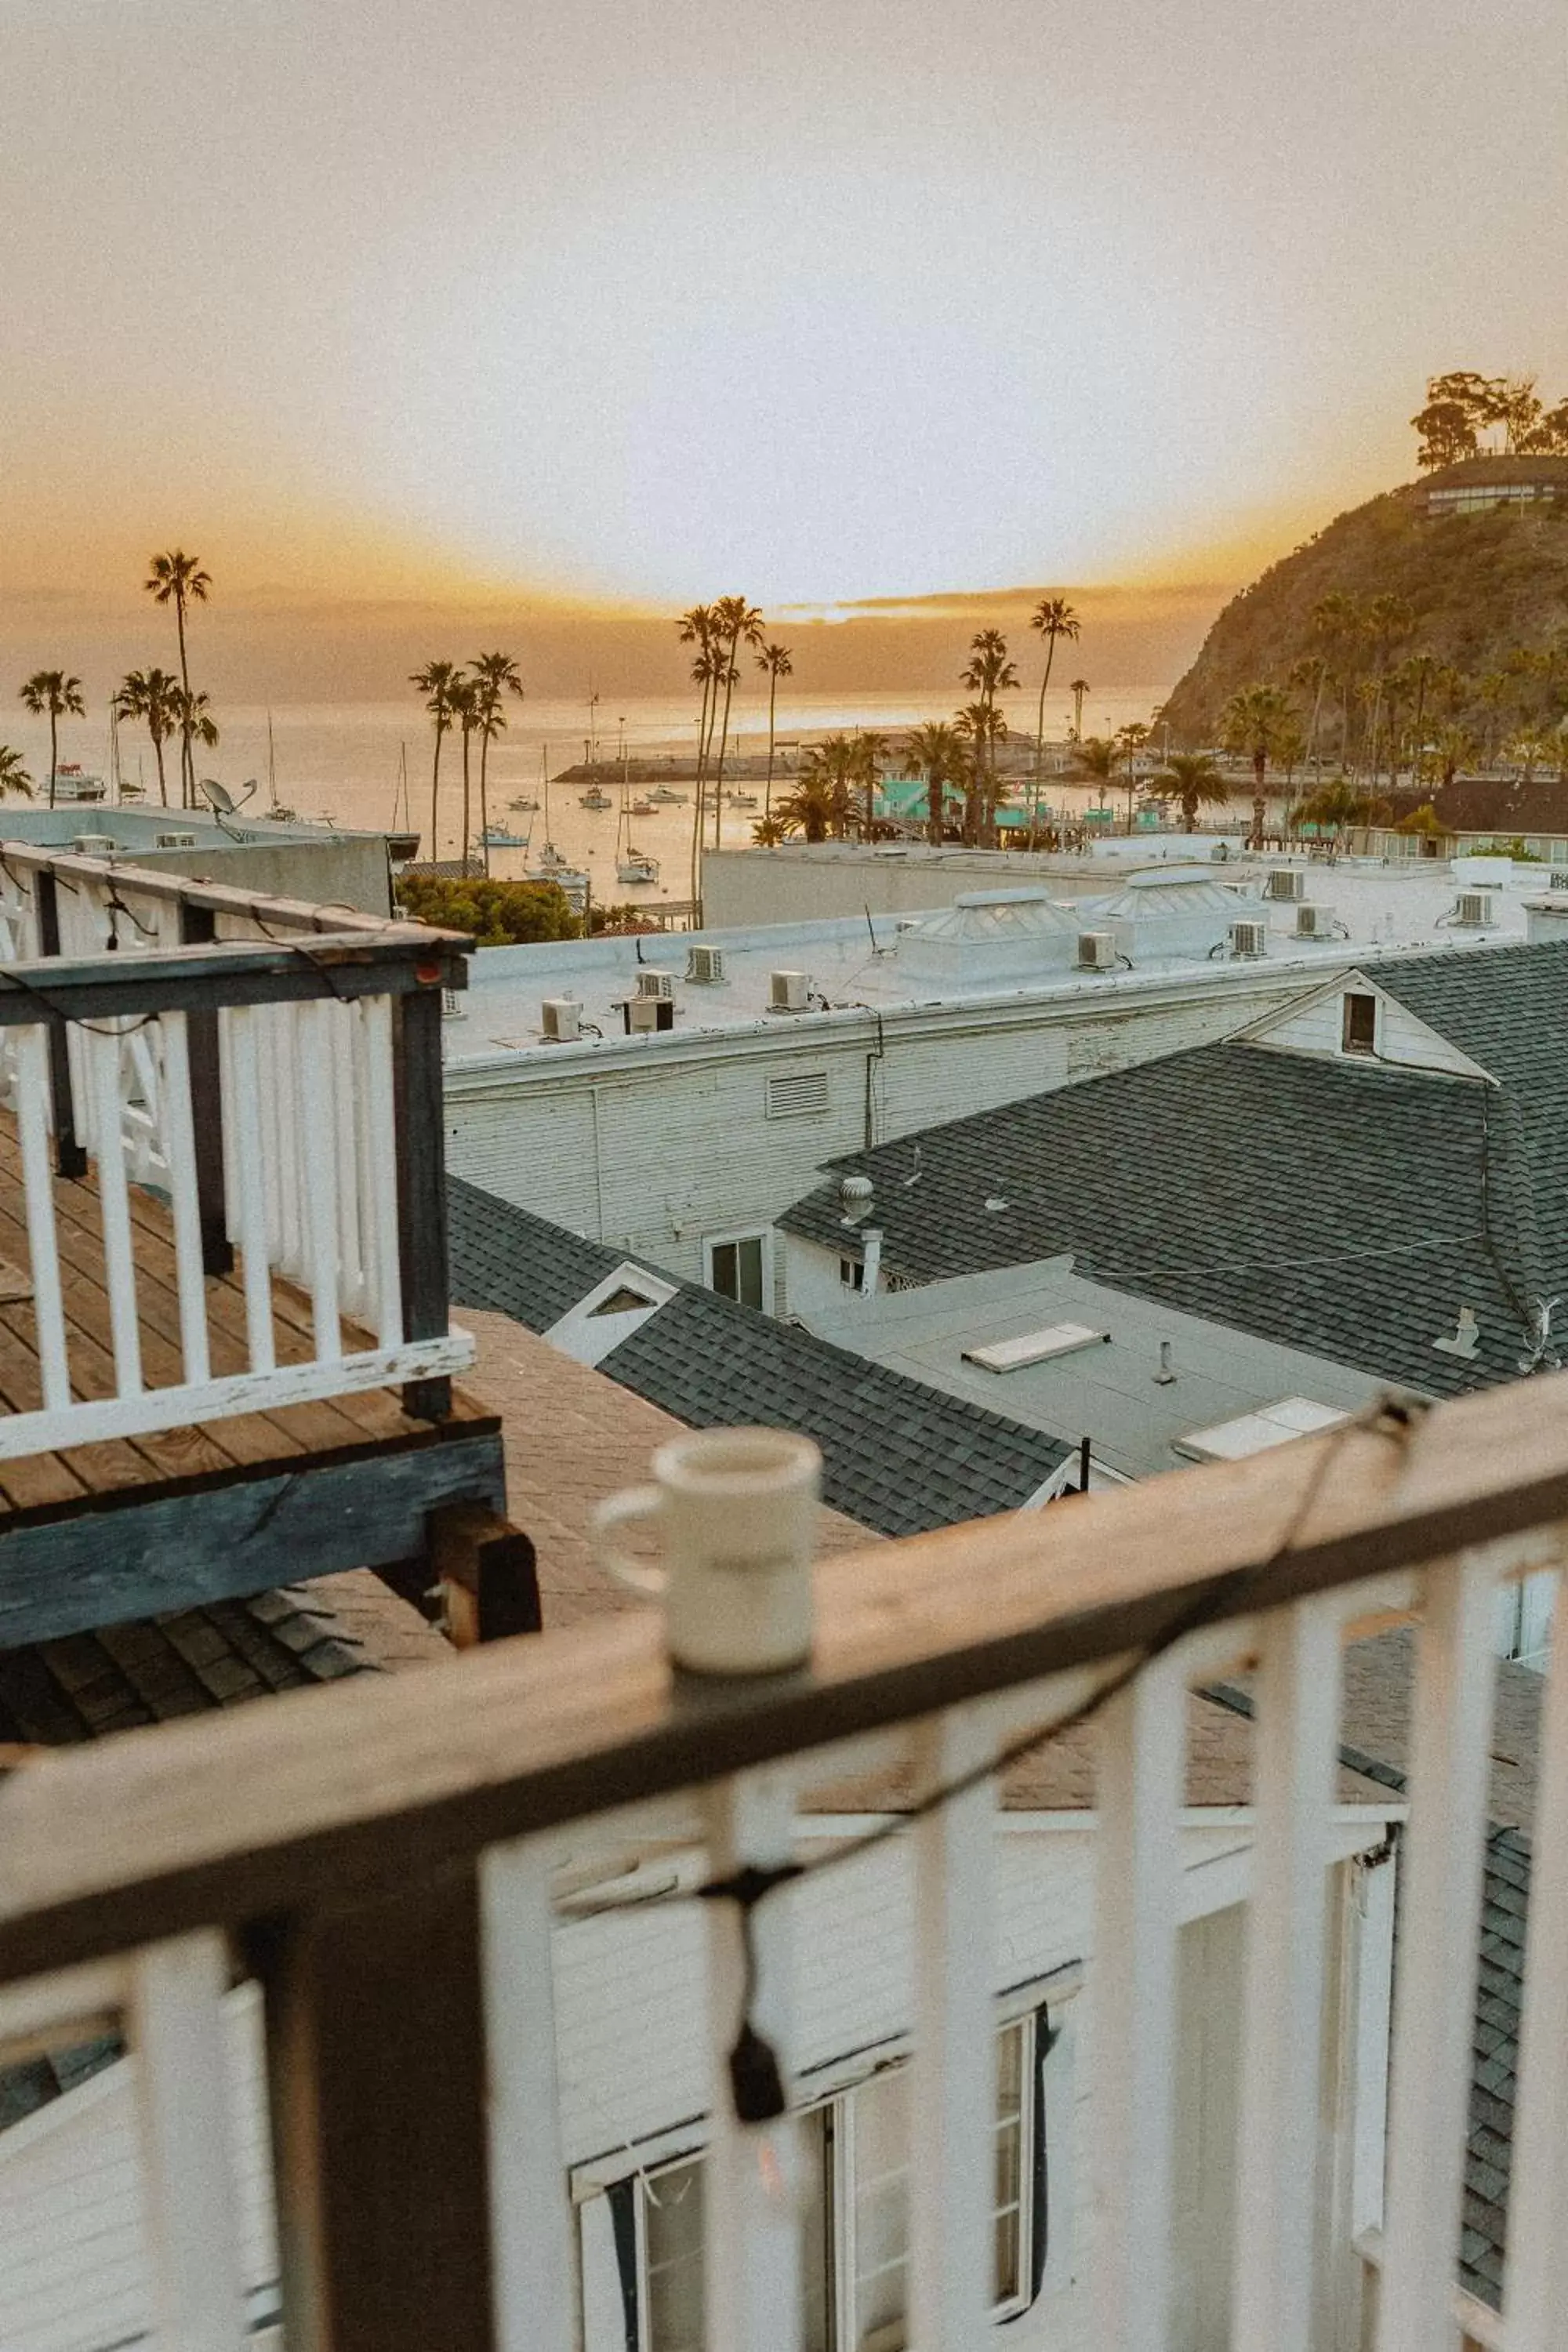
[1076,734,1117,810]
[797,735,861,839]
[1068,677,1089,740]
[853,731,891,838]
[113,668,181,808]
[0,746,34,800]
[410,660,463,862]
[1147,750,1229,833]
[1220,682,1297,846]
[1028,596,1080,815]
[771,769,837,843]
[755,641,793,822]
[19,670,85,808]
[1115,720,1149,833]
[169,688,220,795]
[960,630,1018,846]
[905,720,966,845]
[469,650,525,876]
[1359,593,1414,783]
[955,701,1008,844]
[144,550,211,805]
[394,873,578,944]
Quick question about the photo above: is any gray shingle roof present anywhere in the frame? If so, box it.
[781,942,1568,1397]
[448,1177,1073,1537]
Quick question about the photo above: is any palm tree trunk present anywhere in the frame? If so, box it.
[712,633,740,848]
[48,710,57,809]
[461,725,472,867]
[765,674,777,822]
[690,669,713,916]
[1033,634,1058,827]
[151,729,168,808]
[430,730,444,861]
[174,596,193,806]
[479,731,492,877]
[1251,752,1266,848]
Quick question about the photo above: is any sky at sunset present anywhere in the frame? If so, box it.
[4,0,1566,702]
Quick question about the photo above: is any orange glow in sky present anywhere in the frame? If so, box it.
[3,0,1565,691]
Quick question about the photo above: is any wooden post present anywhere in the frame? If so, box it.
[177,903,234,1274]
[34,871,86,1178]
[394,980,452,1420]
[256,1864,496,2352]
[430,1503,543,1644]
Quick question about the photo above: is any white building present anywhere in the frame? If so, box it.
[443,862,1526,1298]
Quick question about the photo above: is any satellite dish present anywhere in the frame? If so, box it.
[199,777,257,818]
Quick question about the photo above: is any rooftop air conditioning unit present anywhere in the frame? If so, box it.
[71,835,115,857]
[1295,902,1330,938]
[622,995,674,1034]
[541,998,581,1043]
[1266,868,1306,902]
[769,969,810,1012]
[1455,890,1495,927]
[441,987,466,1020]
[1229,920,1269,959]
[155,831,198,849]
[686,945,726,984]
[1077,931,1119,971]
[636,968,676,1000]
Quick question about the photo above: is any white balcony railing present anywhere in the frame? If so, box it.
[0,844,474,1454]
[1,1380,1566,2351]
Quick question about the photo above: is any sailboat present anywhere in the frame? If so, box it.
[259,710,299,824]
[533,746,589,896]
[615,764,659,887]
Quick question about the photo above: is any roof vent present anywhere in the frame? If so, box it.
[1454,890,1495,927]
[769,969,811,1012]
[687,944,726,984]
[71,835,116,858]
[1265,868,1305,901]
[155,831,198,849]
[636,968,676,1000]
[1229,919,1269,959]
[1077,930,1119,971]
[840,1174,873,1220]
[541,998,581,1042]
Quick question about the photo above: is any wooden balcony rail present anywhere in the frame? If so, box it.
[0,843,474,1450]
[2,1374,1568,2352]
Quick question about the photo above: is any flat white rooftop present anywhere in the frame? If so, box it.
[445,855,1536,1065]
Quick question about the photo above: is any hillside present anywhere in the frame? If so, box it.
[1160,459,1568,747]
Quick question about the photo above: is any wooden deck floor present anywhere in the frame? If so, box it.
[0,1111,489,1523]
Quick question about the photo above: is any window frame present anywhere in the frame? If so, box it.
[703,1228,772,1312]
[1341,990,1378,1057]
[628,2019,1038,2352]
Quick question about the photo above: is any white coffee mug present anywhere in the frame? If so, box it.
[593,1428,821,1675]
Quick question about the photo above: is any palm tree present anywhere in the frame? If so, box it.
[1220,683,1298,847]
[800,735,861,839]
[954,702,1009,844]
[960,630,1018,846]
[19,671,85,808]
[470,651,524,875]
[771,771,837,843]
[1359,593,1414,787]
[1114,721,1150,833]
[448,676,480,866]
[1148,751,1230,833]
[0,746,34,800]
[1304,591,1361,772]
[1028,597,1080,817]
[906,720,965,845]
[1068,679,1090,741]
[169,689,220,796]
[854,732,891,838]
[114,668,181,807]
[708,597,764,843]
[144,550,211,805]
[756,641,793,821]
[410,660,463,861]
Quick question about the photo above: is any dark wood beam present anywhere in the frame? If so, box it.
[0,940,467,1026]
[393,989,451,1421]
[0,1422,505,1648]
[177,902,234,1275]
[257,1863,495,2352]
[31,871,87,1179]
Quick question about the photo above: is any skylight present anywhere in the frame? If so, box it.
[1174,1397,1348,1463]
[963,1323,1109,1373]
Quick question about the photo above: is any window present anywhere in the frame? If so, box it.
[706,1233,767,1310]
[840,1256,866,1292]
[629,2023,1036,2352]
[1341,991,1377,1054]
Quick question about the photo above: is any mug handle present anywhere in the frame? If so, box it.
[593,1486,666,1597]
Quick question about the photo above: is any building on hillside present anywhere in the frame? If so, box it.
[1361,782,1568,867]
[441,864,1526,1294]
[1418,453,1568,517]
[777,939,1568,1663]
[2,804,401,916]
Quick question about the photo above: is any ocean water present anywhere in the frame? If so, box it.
[15,684,1167,906]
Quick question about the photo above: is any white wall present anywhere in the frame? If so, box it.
[1246,974,1487,1077]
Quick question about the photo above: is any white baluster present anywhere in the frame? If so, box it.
[363,994,403,1347]
[295,998,342,1360]
[88,1022,143,1396]
[909,1706,999,2352]
[332,1002,364,1309]
[1091,1649,1185,2352]
[1377,1551,1497,2352]
[16,1022,71,1411]
[480,1838,576,2352]
[704,1768,800,2352]
[1230,1595,1341,2352]
[1502,1568,1568,2352]
[129,1930,246,2352]
[156,1013,212,1388]
[225,1009,276,1374]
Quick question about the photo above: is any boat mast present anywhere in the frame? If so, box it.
[267,710,278,810]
